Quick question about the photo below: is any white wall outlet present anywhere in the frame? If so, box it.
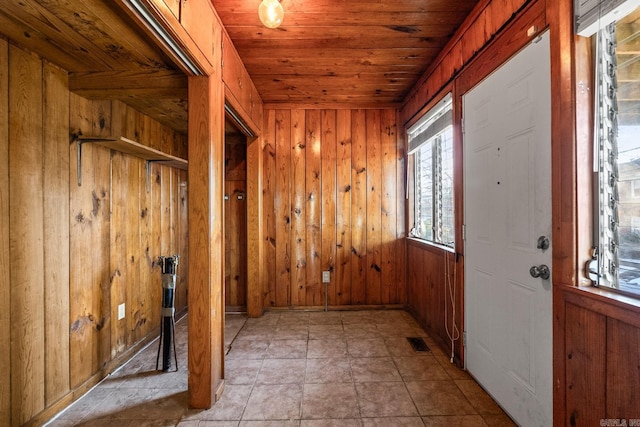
[118,303,126,320]
[322,271,330,283]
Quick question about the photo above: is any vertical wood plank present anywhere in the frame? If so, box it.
[69,96,111,388]
[564,302,606,425]
[224,180,233,308]
[246,134,264,317]
[136,160,152,341]
[396,110,407,304]
[380,109,397,305]
[150,162,162,329]
[0,37,9,427]
[91,101,113,370]
[321,110,337,305]
[365,110,382,305]
[606,318,640,418]
[335,110,352,306]
[188,74,225,408]
[290,109,307,307]
[275,110,291,307]
[43,61,70,405]
[110,151,126,357]
[9,45,45,425]
[351,109,367,305]
[177,169,188,311]
[305,110,322,306]
[263,110,276,307]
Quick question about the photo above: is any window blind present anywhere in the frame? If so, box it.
[575,0,640,36]
[408,93,452,154]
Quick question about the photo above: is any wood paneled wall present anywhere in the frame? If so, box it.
[0,41,188,426]
[556,287,640,425]
[406,241,463,360]
[261,108,406,309]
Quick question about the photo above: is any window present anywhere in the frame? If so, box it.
[408,94,455,247]
[582,1,640,296]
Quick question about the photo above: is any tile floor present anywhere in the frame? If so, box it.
[47,310,516,426]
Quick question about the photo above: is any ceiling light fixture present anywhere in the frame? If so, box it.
[258,0,284,29]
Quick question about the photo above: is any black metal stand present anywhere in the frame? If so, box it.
[156,255,179,372]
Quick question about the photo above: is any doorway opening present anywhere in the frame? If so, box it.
[225,118,248,313]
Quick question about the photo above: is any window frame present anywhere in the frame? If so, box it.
[407,93,455,249]
[583,2,640,298]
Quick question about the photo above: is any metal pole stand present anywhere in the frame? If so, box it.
[156,254,179,372]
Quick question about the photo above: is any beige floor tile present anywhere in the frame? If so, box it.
[242,384,303,420]
[384,338,430,358]
[455,380,503,415]
[186,385,251,421]
[301,383,360,419]
[197,421,241,427]
[308,311,342,325]
[347,339,389,358]
[305,358,352,383]
[226,359,263,385]
[361,417,424,426]
[393,356,450,381]
[227,340,270,360]
[343,324,380,339]
[273,325,309,340]
[422,415,488,426]
[239,421,300,427]
[350,357,402,383]
[301,419,361,426]
[266,340,308,359]
[356,382,418,418]
[376,323,417,339]
[278,312,311,326]
[341,311,375,325]
[50,311,515,427]
[308,324,344,340]
[256,359,306,384]
[481,414,517,426]
[236,326,275,341]
[307,339,348,358]
[406,381,476,416]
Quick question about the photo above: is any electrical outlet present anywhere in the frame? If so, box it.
[322,271,330,283]
[118,303,126,320]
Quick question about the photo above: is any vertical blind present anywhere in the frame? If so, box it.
[576,0,640,36]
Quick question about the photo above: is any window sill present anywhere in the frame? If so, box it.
[406,237,457,255]
[571,284,640,311]
[561,284,640,328]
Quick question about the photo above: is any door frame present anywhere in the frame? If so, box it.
[224,103,263,318]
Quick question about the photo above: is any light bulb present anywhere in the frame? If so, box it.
[258,0,284,29]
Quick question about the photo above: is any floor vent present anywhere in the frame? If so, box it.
[407,337,430,352]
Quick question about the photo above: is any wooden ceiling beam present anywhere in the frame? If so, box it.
[69,70,188,99]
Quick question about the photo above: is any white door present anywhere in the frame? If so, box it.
[464,32,552,426]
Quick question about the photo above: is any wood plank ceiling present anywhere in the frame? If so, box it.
[0,0,482,132]
[0,0,188,133]
[213,0,481,105]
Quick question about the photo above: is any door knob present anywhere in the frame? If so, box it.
[537,236,550,250]
[529,264,550,280]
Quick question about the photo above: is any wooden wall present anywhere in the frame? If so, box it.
[261,108,406,309]
[0,41,188,426]
[555,286,640,425]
